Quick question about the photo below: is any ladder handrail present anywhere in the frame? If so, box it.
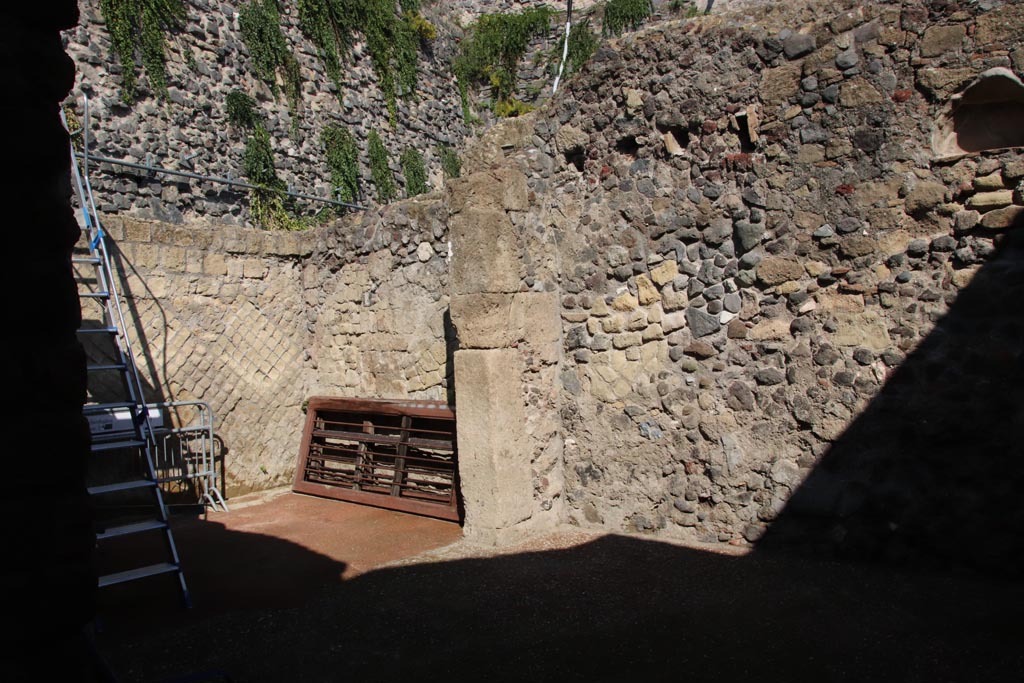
[65,98,161,456]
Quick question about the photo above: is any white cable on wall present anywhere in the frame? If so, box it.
[552,0,574,94]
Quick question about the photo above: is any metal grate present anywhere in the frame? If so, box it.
[293,397,460,521]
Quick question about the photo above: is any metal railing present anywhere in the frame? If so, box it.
[74,151,367,212]
[68,94,367,213]
[150,400,228,512]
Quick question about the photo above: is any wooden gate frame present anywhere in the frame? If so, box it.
[293,397,460,522]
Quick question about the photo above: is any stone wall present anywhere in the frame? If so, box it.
[88,200,452,496]
[453,0,1024,570]
[61,1,754,230]
[63,0,469,224]
[63,0,1024,572]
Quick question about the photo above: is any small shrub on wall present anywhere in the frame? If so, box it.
[603,0,654,36]
[226,90,259,130]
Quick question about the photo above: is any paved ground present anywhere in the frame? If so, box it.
[94,489,464,632]
[94,490,1024,682]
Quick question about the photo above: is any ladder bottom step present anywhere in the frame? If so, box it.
[88,480,156,495]
[96,519,167,540]
[98,562,181,588]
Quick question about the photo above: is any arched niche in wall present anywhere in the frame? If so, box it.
[932,67,1024,158]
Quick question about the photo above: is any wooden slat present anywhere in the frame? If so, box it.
[306,396,455,421]
[294,397,459,522]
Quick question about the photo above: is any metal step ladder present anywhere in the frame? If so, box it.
[62,104,191,607]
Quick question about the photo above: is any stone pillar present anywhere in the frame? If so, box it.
[1,3,97,678]
[448,167,563,543]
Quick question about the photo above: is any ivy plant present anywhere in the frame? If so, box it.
[550,18,598,78]
[453,7,554,121]
[297,0,428,124]
[368,131,397,202]
[227,91,304,230]
[226,90,259,129]
[243,124,283,193]
[100,0,186,103]
[295,0,352,91]
[602,0,654,36]
[438,145,461,179]
[238,0,302,119]
[322,125,361,204]
[404,10,436,44]
[400,147,428,197]
[242,124,300,229]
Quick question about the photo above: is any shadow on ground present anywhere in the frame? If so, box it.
[98,528,1022,683]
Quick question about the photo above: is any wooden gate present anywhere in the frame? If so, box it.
[293,397,460,521]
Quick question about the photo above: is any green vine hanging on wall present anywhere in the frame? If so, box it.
[453,7,555,122]
[400,147,428,197]
[322,125,361,204]
[296,0,431,124]
[549,18,598,78]
[602,0,654,36]
[438,145,461,179]
[238,0,302,121]
[243,124,300,230]
[368,131,397,203]
[226,89,305,230]
[226,89,260,129]
[295,0,352,92]
[100,0,186,103]
[243,125,284,193]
